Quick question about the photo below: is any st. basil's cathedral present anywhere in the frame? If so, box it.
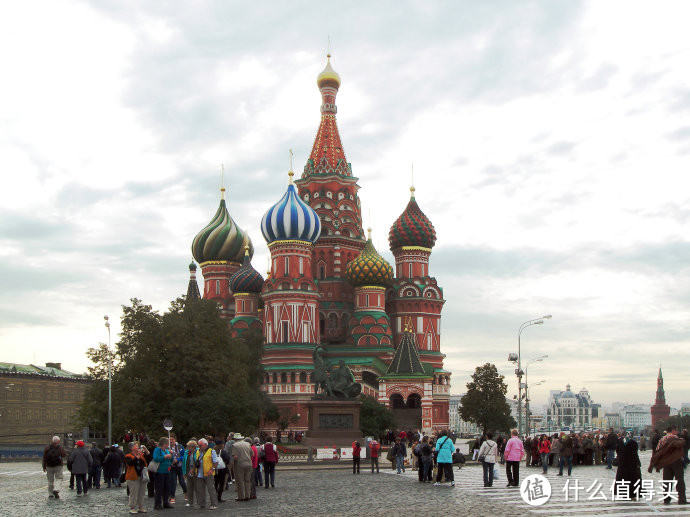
[187,56,451,433]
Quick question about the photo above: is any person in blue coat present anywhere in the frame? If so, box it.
[433,430,455,487]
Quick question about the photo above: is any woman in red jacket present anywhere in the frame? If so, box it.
[538,435,552,475]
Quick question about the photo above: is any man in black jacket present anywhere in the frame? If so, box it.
[88,443,104,489]
[605,429,618,469]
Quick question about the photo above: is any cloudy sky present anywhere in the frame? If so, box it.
[1,1,689,408]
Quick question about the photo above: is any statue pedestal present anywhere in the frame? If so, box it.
[302,399,363,447]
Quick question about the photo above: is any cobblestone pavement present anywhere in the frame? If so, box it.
[394,450,690,516]
[1,451,688,516]
[0,461,523,517]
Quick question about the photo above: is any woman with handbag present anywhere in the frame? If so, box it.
[213,442,229,502]
[477,433,498,487]
[125,442,148,514]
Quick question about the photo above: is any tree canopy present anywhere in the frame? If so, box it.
[78,297,276,441]
[460,363,516,434]
[359,395,395,439]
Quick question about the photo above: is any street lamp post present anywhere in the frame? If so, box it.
[104,315,112,447]
[524,355,548,436]
[511,315,551,436]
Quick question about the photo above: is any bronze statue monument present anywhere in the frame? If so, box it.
[312,346,362,399]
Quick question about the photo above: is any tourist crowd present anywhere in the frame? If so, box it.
[41,424,690,510]
[42,431,279,512]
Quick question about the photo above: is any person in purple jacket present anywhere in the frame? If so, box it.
[504,429,525,487]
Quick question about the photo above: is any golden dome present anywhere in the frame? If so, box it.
[317,54,341,89]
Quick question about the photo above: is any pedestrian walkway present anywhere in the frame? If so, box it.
[388,451,690,515]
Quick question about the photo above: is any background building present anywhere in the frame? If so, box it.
[619,404,652,431]
[449,394,481,437]
[546,384,596,430]
[0,362,91,454]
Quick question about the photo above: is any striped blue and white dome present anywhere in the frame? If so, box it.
[261,184,321,244]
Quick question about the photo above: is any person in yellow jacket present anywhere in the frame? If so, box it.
[195,438,218,510]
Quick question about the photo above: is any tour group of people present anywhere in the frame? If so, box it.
[42,432,279,512]
[467,425,688,504]
[373,429,466,487]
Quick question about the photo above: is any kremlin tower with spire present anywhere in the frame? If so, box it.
[188,55,450,433]
[651,367,670,427]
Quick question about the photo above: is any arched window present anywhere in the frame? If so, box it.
[281,372,287,384]
[319,313,325,337]
[328,313,337,330]
[407,393,422,409]
[299,372,307,383]
[272,373,278,384]
[290,372,296,384]
[390,393,405,409]
[319,264,326,279]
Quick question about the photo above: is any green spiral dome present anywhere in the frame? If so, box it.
[192,195,253,264]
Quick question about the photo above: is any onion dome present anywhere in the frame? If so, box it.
[389,186,436,250]
[230,247,264,294]
[346,229,394,287]
[261,172,321,244]
[192,187,253,264]
[229,247,264,294]
[189,261,197,271]
[317,54,341,89]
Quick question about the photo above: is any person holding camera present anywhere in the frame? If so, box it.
[125,442,148,514]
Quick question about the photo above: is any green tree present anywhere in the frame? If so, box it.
[460,363,516,434]
[78,297,276,440]
[359,395,396,439]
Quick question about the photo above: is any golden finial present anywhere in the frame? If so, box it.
[367,227,372,240]
[410,163,415,198]
[288,149,294,184]
[220,164,226,199]
[244,245,250,257]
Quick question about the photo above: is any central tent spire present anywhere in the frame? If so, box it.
[303,53,351,177]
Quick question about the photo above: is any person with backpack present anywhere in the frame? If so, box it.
[352,441,361,474]
[420,437,433,482]
[67,440,93,497]
[103,444,123,488]
[433,430,455,487]
[43,436,67,499]
[88,442,104,489]
[263,436,279,488]
[369,439,380,474]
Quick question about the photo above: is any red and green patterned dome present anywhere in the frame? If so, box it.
[346,232,394,287]
[229,248,264,294]
[389,189,436,250]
